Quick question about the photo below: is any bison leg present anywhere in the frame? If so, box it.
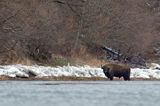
[127,77,130,81]
[123,76,128,81]
[123,75,130,81]
[108,70,114,80]
[109,77,113,80]
[122,71,130,81]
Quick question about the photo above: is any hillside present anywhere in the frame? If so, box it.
[0,0,160,66]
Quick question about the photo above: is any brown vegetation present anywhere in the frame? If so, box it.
[0,75,106,81]
[0,75,159,81]
[0,0,160,65]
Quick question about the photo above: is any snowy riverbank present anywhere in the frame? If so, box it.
[0,63,160,80]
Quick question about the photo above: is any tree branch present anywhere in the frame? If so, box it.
[0,9,21,26]
[53,0,65,4]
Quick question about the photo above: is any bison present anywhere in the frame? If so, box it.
[101,63,131,81]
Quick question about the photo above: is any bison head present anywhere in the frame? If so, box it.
[101,65,110,78]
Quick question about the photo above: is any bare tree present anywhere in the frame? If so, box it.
[0,0,159,65]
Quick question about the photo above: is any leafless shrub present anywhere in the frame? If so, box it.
[0,0,159,65]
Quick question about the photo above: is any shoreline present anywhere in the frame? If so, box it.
[0,76,160,81]
[0,64,160,81]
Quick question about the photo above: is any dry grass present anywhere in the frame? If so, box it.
[0,76,11,80]
[39,76,107,81]
[14,57,34,65]
[70,56,107,67]
[0,76,106,81]
[0,75,160,81]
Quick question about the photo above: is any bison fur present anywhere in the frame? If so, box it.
[101,63,131,81]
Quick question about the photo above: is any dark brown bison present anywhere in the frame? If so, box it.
[101,63,131,81]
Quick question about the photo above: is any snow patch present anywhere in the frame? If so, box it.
[149,63,160,70]
[0,63,160,79]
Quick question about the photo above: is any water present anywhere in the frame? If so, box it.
[0,81,160,106]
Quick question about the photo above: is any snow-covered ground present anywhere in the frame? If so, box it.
[0,63,160,79]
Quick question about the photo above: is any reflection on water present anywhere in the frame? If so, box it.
[0,81,160,106]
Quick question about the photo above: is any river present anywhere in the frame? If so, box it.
[0,81,160,106]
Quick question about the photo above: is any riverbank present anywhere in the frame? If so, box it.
[1,75,160,81]
[0,76,106,81]
[0,63,160,81]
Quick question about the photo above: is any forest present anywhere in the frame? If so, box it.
[0,0,160,66]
